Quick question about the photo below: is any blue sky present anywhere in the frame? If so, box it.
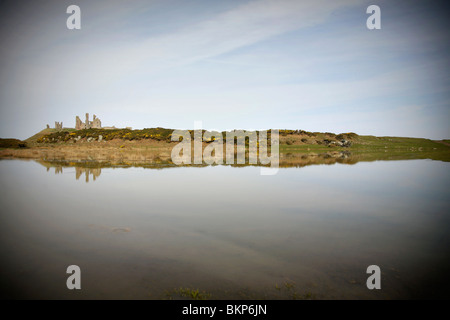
[0,0,448,140]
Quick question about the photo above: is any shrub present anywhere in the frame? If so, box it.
[0,139,28,148]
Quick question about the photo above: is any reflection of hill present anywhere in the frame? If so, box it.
[279,151,354,168]
[34,149,449,174]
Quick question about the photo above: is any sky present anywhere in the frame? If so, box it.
[0,0,448,140]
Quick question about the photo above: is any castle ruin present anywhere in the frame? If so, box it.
[55,121,63,130]
[75,113,101,130]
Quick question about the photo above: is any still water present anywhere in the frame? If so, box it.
[0,159,449,299]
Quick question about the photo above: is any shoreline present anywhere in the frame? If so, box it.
[1,128,449,164]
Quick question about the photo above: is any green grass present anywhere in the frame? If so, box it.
[25,128,58,145]
[163,282,315,300]
[281,135,450,162]
[165,287,211,300]
[352,135,448,150]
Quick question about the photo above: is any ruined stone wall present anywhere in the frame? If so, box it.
[75,116,83,130]
[75,113,102,130]
[91,115,101,128]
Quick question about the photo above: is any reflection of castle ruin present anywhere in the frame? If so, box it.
[75,167,101,182]
[75,113,102,130]
[50,166,63,174]
[46,165,101,182]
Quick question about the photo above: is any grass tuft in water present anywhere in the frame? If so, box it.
[165,287,211,300]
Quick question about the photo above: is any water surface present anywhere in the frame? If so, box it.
[0,159,449,299]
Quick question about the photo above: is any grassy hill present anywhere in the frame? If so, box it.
[25,128,78,145]
[0,127,446,161]
[25,127,450,149]
[281,135,450,162]
[0,127,448,164]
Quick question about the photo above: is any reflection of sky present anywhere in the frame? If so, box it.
[0,0,449,140]
[0,159,449,298]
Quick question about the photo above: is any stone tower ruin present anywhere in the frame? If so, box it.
[75,113,102,130]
